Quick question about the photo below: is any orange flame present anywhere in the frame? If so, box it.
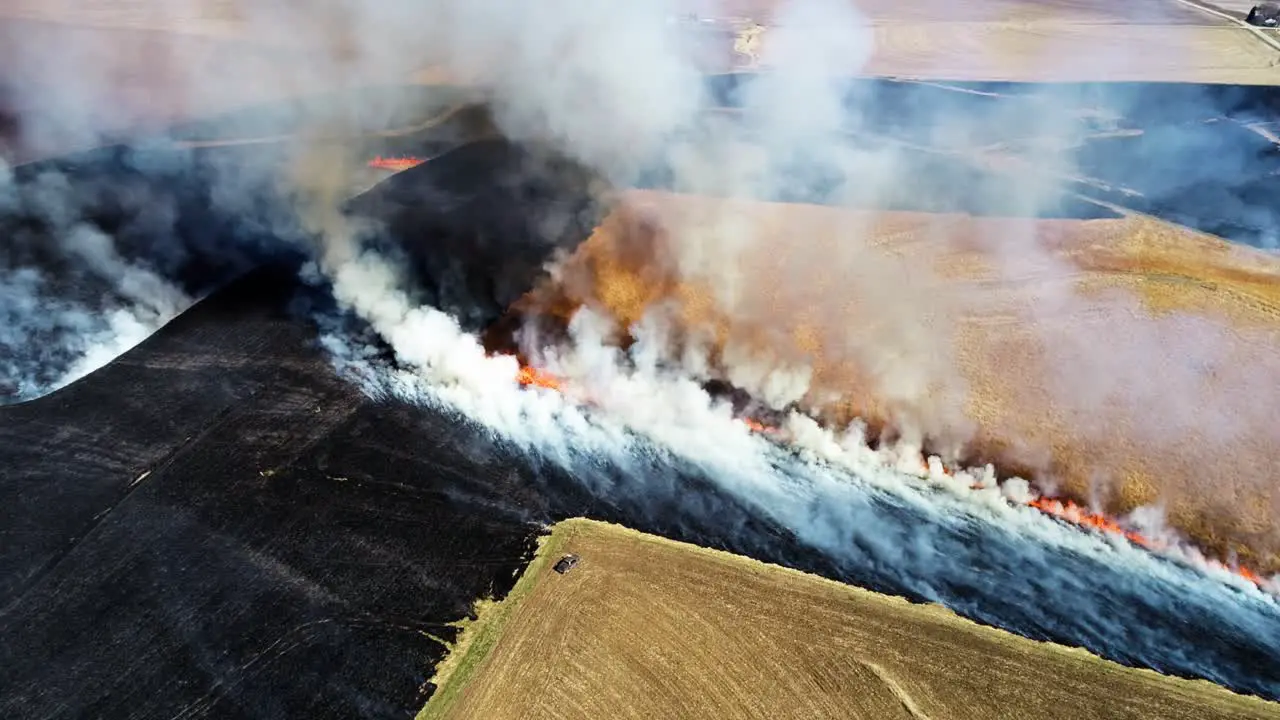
[1024,495,1270,587]
[1027,496,1155,549]
[499,357,1269,590]
[515,364,562,392]
[742,417,780,435]
[368,155,426,171]
[1238,565,1263,585]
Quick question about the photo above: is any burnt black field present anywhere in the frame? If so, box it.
[0,266,829,719]
[3,77,1280,718]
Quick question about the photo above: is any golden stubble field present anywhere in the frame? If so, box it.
[510,189,1280,571]
[855,23,1280,83]
[421,518,1280,720]
[2,0,1276,162]
[720,0,1280,83]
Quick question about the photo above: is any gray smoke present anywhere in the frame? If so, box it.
[2,0,1279,697]
[0,156,190,400]
[248,0,1279,581]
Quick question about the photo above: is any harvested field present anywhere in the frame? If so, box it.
[858,23,1280,84]
[713,0,1280,83]
[853,0,1212,22]
[423,518,1280,720]
[507,189,1280,570]
[720,0,1214,23]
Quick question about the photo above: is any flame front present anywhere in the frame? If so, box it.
[500,356,1269,591]
[368,156,426,172]
[1028,496,1153,548]
[515,363,562,392]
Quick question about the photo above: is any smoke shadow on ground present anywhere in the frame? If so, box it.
[1075,120,1280,248]
[0,141,314,400]
[3,143,305,299]
[634,137,1121,218]
[0,129,609,404]
[708,73,1280,247]
[72,75,1280,232]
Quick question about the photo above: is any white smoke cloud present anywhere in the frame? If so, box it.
[249,0,1277,599]
[3,1,1277,687]
[1,155,191,401]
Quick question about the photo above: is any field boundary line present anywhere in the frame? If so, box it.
[1171,0,1280,53]
[415,525,569,720]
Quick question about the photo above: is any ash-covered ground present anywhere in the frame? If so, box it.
[3,79,1280,718]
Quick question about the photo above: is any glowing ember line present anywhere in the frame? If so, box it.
[741,417,780,435]
[514,363,562,392]
[500,360,1269,590]
[1027,496,1153,548]
[368,156,426,171]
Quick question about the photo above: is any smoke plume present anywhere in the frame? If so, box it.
[244,0,1280,587]
[0,156,191,400]
[3,0,1280,696]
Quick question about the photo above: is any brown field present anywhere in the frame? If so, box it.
[721,0,1213,23]
[715,0,1280,83]
[507,189,1280,571]
[421,518,1280,720]
[857,23,1280,83]
[3,0,1276,162]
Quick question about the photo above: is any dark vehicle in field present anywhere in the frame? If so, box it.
[553,554,580,574]
[1247,3,1279,26]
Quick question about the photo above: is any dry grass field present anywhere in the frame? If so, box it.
[509,189,1280,571]
[2,0,1275,161]
[857,23,1280,83]
[420,518,1280,720]
[717,0,1280,83]
[723,0,1212,23]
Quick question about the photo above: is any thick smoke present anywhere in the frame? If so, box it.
[0,157,190,400]
[318,299,1280,698]
[245,0,1280,586]
[178,0,1280,585]
[3,0,1280,694]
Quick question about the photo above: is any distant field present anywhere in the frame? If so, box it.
[722,0,1214,23]
[858,23,1280,83]
[3,0,1276,161]
[716,0,1280,83]
[421,518,1280,720]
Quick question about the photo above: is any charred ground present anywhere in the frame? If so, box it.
[0,261,842,719]
[0,127,827,718]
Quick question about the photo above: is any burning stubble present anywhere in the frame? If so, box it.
[509,191,976,451]
[504,188,1280,571]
